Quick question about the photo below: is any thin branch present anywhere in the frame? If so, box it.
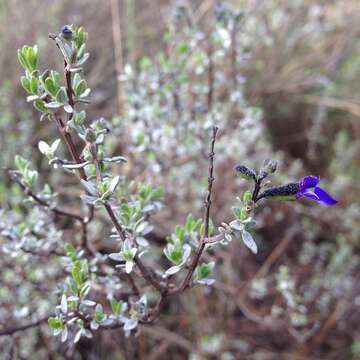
[48,34,86,181]
[134,253,165,292]
[125,273,140,296]
[147,127,218,321]
[105,210,163,295]
[53,115,87,180]
[91,145,164,293]
[171,125,218,295]
[0,317,48,337]
[203,126,218,238]
[47,34,98,253]
[104,197,164,292]
[65,66,75,120]
[104,204,126,240]
[12,175,83,223]
[251,177,262,202]
[204,233,224,244]
[90,144,128,242]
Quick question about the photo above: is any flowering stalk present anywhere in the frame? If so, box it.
[4,22,338,346]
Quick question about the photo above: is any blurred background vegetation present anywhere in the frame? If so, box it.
[0,0,359,359]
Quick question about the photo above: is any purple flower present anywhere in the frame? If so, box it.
[296,176,337,206]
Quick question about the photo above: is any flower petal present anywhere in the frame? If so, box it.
[297,189,320,202]
[299,176,319,191]
[313,186,337,206]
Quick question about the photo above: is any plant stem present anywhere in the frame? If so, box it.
[0,317,48,337]
[172,126,218,295]
[48,35,97,251]
[147,126,218,322]
[91,146,164,293]
[12,175,84,222]
[252,179,261,202]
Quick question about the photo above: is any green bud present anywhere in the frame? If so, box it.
[17,45,38,73]
[85,128,97,143]
[263,159,278,174]
[48,317,64,330]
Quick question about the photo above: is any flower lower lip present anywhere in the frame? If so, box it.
[296,177,337,206]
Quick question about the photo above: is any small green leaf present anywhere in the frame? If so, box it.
[20,76,31,93]
[18,45,38,72]
[197,262,215,280]
[48,317,63,330]
[72,261,82,285]
[27,45,38,71]
[14,155,29,172]
[77,43,86,59]
[243,191,252,203]
[30,76,38,94]
[232,206,241,219]
[94,311,105,323]
[33,100,48,113]
[76,52,90,67]
[44,78,57,97]
[44,101,62,109]
[38,141,50,155]
[109,175,121,193]
[17,49,28,70]
[50,70,60,86]
[50,139,61,153]
[24,169,38,187]
[110,299,124,316]
[79,281,91,298]
[64,104,73,113]
[75,27,88,48]
[74,79,87,97]
[72,73,81,90]
[241,230,258,254]
[64,243,77,261]
[229,219,243,231]
[73,110,86,125]
[56,87,68,103]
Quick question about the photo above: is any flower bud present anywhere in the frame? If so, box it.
[61,25,74,41]
[85,128,97,143]
[234,165,257,182]
[263,159,278,174]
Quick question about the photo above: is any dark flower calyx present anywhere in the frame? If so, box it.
[255,175,337,206]
[235,165,257,181]
[256,183,300,202]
